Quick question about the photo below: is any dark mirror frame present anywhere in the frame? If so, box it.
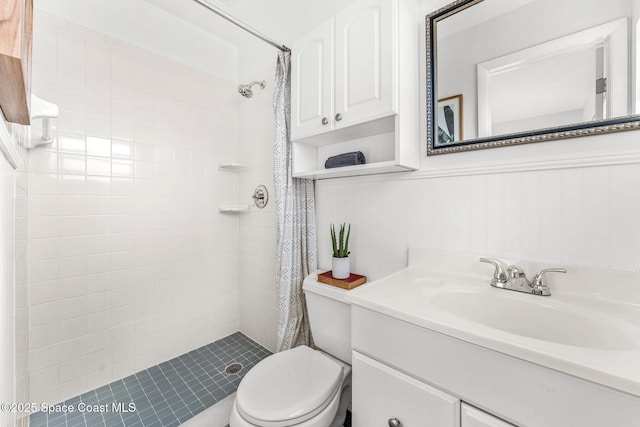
[426,0,640,156]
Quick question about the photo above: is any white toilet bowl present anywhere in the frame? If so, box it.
[230,274,352,427]
[229,346,351,427]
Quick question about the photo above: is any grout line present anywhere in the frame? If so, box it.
[29,332,271,427]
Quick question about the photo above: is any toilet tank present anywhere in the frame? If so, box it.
[303,273,352,364]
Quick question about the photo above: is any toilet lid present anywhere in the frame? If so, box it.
[236,345,344,426]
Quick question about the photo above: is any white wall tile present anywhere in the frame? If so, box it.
[28,238,59,261]
[86,157,111,176]
[29,302,59,329]
[58,297,87,321]
[58,196,86,216]
[58,175,85,195]
[57,337,88,364]
[29,281,58,306]
[58,154,86,175]
[30,366,59,395]
[29,173,58,195]
[58,276,86,299]
[111,121,134,142]
[59,356,87,383]
[86,177,111,197]
[29,324,59,350]
[58,134,86,155]
[58,216,87,237]
[26,11,242,404]
[28,151,58,174]
[237,65,277,352]
[28,260,59,284]
[29,345,59,372]
[86,273,112,295]
[57,111,86,135]
[59,317,87,341]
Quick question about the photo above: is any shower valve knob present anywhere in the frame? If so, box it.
[335,113,343,122]
[388,418,402,427]
[322,117,329,125]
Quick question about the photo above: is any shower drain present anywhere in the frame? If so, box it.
[224,363,243,375]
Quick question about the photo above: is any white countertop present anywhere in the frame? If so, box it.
[345,249,640,398]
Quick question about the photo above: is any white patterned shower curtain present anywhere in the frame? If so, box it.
[273,50,317,352]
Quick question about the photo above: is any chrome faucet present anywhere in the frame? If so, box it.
[480,257,566,296]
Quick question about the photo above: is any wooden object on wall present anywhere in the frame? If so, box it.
[0,0,33,125]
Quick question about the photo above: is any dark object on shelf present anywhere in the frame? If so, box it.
[324,151,366,169]
[344,410,352,426]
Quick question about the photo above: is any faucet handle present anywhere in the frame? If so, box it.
[479,257,509,283]
[531,268,566,295]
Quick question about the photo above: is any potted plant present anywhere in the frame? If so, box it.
[330,223,351,279]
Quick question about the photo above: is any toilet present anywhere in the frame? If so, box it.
[230,273,352,427]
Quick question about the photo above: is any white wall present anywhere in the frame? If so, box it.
[317,151,640,281]
[237,64,279,352]
[0,134,17,427]
[14,148,29,427]
[315,0,640,282]
[34,0,239,82]
[0,113,28,427]
[25,10,242,404]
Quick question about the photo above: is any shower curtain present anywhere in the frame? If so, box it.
[273,50,317,352]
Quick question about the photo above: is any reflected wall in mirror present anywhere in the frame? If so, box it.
[426,0,640,155]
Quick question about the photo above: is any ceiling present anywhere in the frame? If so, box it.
[35,0,356,81]
[142,0,352,79]
[144,0,347,49]
[36,0,437,80]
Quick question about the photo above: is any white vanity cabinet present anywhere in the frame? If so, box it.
[350,305,640,427]
[461,404,515,427]
[352,351,460,426]
[352,350,516,427]
[290,0,419,179]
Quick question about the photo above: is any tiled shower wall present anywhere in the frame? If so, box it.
[238,65,278,352]
[25,11,242,404]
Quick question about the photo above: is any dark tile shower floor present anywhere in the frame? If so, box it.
[30,332,271,427]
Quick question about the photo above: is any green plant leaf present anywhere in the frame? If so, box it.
[330,222,351,258]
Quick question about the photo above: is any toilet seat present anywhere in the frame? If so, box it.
[235,346,344,426]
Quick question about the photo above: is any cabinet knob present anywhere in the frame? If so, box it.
[388,418,402,427]
[322,117,329,125]
[335,113,343,122]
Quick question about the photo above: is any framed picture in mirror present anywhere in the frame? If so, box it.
[437,94,463,145]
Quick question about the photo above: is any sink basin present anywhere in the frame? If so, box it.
[431,290,635,350]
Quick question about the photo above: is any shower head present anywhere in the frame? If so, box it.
[238,80,266,98]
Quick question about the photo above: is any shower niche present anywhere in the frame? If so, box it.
[290,0,420,179]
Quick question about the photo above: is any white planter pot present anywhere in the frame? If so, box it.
[332,256,350,279]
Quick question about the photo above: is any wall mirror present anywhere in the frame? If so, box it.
[426,0,640,155]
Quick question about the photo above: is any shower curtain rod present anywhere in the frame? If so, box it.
[192,0,291,53]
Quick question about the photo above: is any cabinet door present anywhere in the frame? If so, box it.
[334,0,395,129]
[352,352,460,427]
[291,20,334,140]
[461,403,515,427]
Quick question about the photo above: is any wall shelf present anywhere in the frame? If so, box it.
[293,161,411,180]
[218,204,250,214]
[218,162,247,172]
